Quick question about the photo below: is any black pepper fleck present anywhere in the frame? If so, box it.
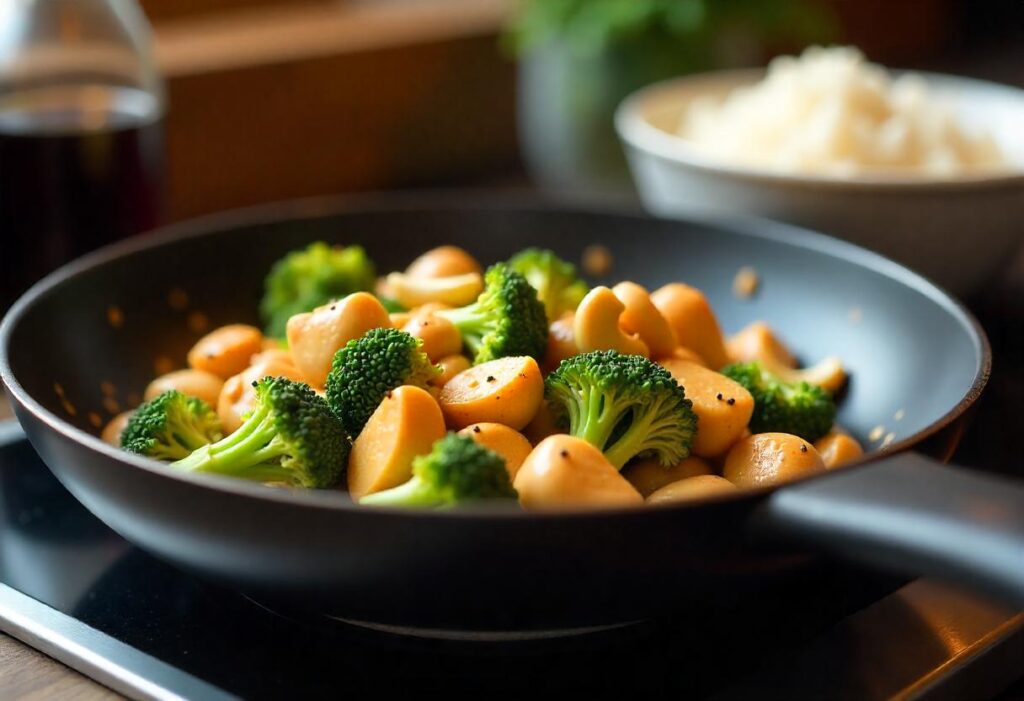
[486,376,496,382]
[330,305,336,311]
[800,444,808,453]
[727,397,736,406]
[716,393,723,401]
[560,449,569,458]
[472,426,481,433]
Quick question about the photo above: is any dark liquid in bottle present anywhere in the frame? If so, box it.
[0,85,164,310]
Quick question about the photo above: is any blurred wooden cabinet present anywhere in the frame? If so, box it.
[148,0,517,220]
[141,0,333,21]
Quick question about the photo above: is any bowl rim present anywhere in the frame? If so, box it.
[0,191,992,520]
[615,67,1024,191]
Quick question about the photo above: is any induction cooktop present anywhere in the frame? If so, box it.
[0,421,1021,700]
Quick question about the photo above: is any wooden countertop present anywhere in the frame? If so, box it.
[0,633,121,700]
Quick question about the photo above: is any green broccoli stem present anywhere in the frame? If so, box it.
[572,387,631,465]
[171,403,295,483]
[437,306,487,353]
[165,423,218,453]
[438,307,493,341]
[359,477,439,507]
[148,440,192,462]
[436,304,478,329]
[603,395,675,470]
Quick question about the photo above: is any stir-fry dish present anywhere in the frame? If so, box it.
[106,243,863,510]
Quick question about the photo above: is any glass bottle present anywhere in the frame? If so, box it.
[0,0,166,309]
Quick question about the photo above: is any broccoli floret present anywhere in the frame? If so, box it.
[721,361,836,442]
[435,263,548,364]
[545,351,697,470]
[260,242,376,337]
[121,390,222,460]
[360,433,517,508]
[325,328,440,437]
[507,247,588,322]
[171,377,349,488]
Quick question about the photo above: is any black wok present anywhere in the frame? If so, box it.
[2,194,1022,633]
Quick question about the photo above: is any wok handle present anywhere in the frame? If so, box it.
[754,452,1024,607]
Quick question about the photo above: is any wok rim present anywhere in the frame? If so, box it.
[0,190,992,520]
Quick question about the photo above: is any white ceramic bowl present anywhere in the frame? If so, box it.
[615,68,1024,293]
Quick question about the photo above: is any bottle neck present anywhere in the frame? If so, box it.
[0,0,165,113]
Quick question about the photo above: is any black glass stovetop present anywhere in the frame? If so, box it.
[1,422,1022,701]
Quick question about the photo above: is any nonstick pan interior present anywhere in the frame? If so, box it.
[0,195,989,630]
[4,196,984,451]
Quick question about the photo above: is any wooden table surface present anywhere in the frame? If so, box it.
[0,633,121,700]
